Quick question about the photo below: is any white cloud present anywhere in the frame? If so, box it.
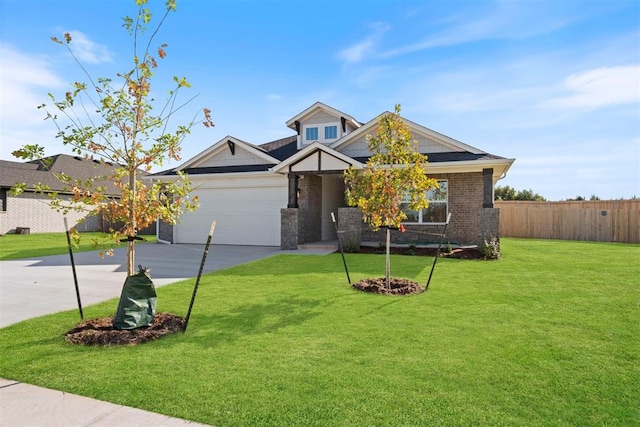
[545,65,640,110]
[0,44,67,160]
[379,1,575,59]
[336,22,390,64]
[65,30,114,64]
[0,44,65,123]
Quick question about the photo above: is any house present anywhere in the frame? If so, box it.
[0,154,120,234]
[149,102,515,249]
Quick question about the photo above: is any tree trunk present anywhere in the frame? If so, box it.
[127,169,137,277]
[385,227,391,289]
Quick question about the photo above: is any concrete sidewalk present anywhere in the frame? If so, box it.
[0,378,208,426]
[0,243,289,426]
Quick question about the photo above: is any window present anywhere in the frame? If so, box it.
[302,122,340,145]
[401,180,448,224]
[305,127,318,141]
[324,125,337,140]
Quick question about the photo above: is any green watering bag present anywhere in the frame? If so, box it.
[113,268,157,330]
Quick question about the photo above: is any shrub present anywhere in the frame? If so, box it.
[480,237,501,260]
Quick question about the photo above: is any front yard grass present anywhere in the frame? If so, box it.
[0,232,157,260]
[0,238,638,426]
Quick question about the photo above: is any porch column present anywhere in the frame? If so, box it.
[287,173,299,208]
[483,168,494,208]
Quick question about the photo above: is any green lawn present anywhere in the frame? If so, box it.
[0,232,157,260]
[0,239,638,426]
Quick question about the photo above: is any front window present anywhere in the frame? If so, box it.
[401,180,448,224]
[305,127,318,141]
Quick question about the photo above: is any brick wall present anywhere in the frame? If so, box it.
[0,192,100,234]
[361,172,486,245]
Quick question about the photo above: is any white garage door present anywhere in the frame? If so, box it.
[174,174,288,246]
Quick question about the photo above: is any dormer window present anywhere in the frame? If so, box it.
[303,123,340,145]
[324,125,337,140]
[305,127,318,141]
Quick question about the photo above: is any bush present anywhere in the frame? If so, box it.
[480,237,501,260]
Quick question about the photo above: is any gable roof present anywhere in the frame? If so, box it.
[0,154,121,195]
[270,142,364,174]
[330,111,484,154]
[285,101,361,133]
[151,102,514,182]
[175,136,282,171]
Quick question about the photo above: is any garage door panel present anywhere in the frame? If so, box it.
[174,181,287,246]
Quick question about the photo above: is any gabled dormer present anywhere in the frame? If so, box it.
[285,102,361,149]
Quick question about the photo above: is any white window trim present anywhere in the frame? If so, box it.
[302,122,341,145]
[402,179,449,225]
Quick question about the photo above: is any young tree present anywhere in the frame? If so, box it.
[344,104,438,288]
[12,0,213,277]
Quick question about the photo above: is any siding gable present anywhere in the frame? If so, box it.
[177,137,280,171]
[195,143,273,167]
[332,114,482,158]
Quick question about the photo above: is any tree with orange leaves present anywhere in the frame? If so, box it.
[344,105,437,288]
[12,0,213,277]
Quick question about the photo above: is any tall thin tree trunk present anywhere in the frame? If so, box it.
[385,227,391,289]
[127,169,137,277]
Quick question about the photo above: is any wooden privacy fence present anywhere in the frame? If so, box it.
[495,200,640,243]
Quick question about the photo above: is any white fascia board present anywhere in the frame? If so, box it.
[175,136,280,171]
[145,170,279,185]
[425,158,515,182]
[358,158,515,182]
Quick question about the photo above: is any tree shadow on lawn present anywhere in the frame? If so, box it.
[62,295,324,348]
[184,295,323,348]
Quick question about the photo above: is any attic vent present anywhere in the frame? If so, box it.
[227,140,235,155]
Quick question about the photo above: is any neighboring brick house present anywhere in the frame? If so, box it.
[0,154,120,234]
[150,102,515,249]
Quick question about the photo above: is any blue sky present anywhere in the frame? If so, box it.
[1,0,638,200]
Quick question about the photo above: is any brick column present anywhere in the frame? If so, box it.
[338,207,362,251]
[477,208,500,243]
[281,208,300,250]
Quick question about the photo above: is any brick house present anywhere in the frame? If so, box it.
[0,154,120,234]
[150,102,515,249]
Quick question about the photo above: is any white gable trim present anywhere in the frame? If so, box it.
[285,102,360,132]
[270,142,364,174]
[176,136,280,171]
[330,112,484,155]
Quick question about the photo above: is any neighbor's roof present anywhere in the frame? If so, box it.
[0,154,122,195]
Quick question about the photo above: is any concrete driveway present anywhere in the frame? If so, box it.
[0,243,281,328]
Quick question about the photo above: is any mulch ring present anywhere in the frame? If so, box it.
[352,277,425,296]
[65,312,185,346]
